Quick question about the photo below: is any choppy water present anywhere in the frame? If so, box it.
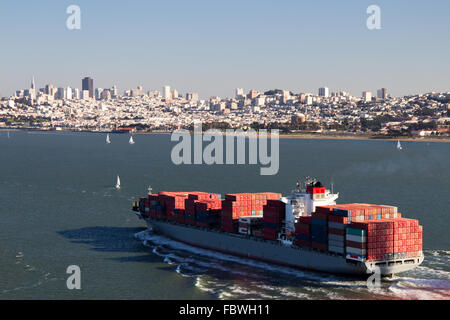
[0,131,449,299]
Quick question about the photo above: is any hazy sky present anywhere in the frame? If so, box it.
[1,0,449,98]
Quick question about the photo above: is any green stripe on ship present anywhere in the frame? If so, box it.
[346,228,366,236]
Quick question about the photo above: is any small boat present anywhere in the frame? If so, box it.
[7,131,10,139]
[129,136,135,145]
[115,175,121,189]
[397,140,402,150]
[106,134,111,144]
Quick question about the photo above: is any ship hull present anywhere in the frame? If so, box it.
[143,217,424,277]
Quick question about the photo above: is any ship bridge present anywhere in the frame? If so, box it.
[282,179,339,234]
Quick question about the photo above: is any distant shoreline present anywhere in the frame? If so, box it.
[1,128,449,143]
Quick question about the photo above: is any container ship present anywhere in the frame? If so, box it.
[132,179,424,276]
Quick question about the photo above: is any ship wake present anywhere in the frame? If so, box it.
[134,230,449,300]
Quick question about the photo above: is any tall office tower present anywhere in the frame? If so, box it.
[318,87,329,97]
[82,77,94,98]
[377,88,387,99]
[57,87,66,100]
[172,89,178,99]
[95,88,103,100]
[163,85,172,99]
[66,87,73,100]
[74,88,80,100]
[45,84,53,95]
[31,76,35,90]
[111,85,118,98]
[362,90,372,102]
[235,88,244,98]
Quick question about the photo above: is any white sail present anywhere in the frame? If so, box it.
[397,140,402,150]
[129,136,135,144]
[115,175,121,189]
[106,134,111,144]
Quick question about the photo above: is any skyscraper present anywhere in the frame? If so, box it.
[31,76,35,90]
[318,87,329,97]
[377,88,387,99]
[66,87,73,100]
[82,77,94,98]
[45,84,53,95]
[163,85,171,100]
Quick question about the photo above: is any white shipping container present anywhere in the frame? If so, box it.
[328,234,344,242]
[328,239,344,248]
[328,245,345,254]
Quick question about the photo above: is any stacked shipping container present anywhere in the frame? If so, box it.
[293,203,422,262]
[294,216,311,247]
[347,219,423,262]
[310,212,328,251]
[222,193,281,234]
[141,191,422,263]
[262,199,285,240]
[195,200,222,228]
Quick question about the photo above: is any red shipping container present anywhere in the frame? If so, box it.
[328,228,345,236]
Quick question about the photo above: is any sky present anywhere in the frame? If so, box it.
[0,0,449,98]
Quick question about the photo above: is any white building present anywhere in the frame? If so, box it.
[362,90,372,102]
[163,85,171,100]
[66,87,73,100]
[305,96,313,105]
[82,90,90,100]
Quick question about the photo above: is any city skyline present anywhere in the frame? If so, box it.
[7,74,450,101]
[1,0,450,98]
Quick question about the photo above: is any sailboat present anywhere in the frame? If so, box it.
[7,131,10,139]
[397,140,403,150]
[115,175,121,189]
[129,136,135,145]
[106,134,111,144]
